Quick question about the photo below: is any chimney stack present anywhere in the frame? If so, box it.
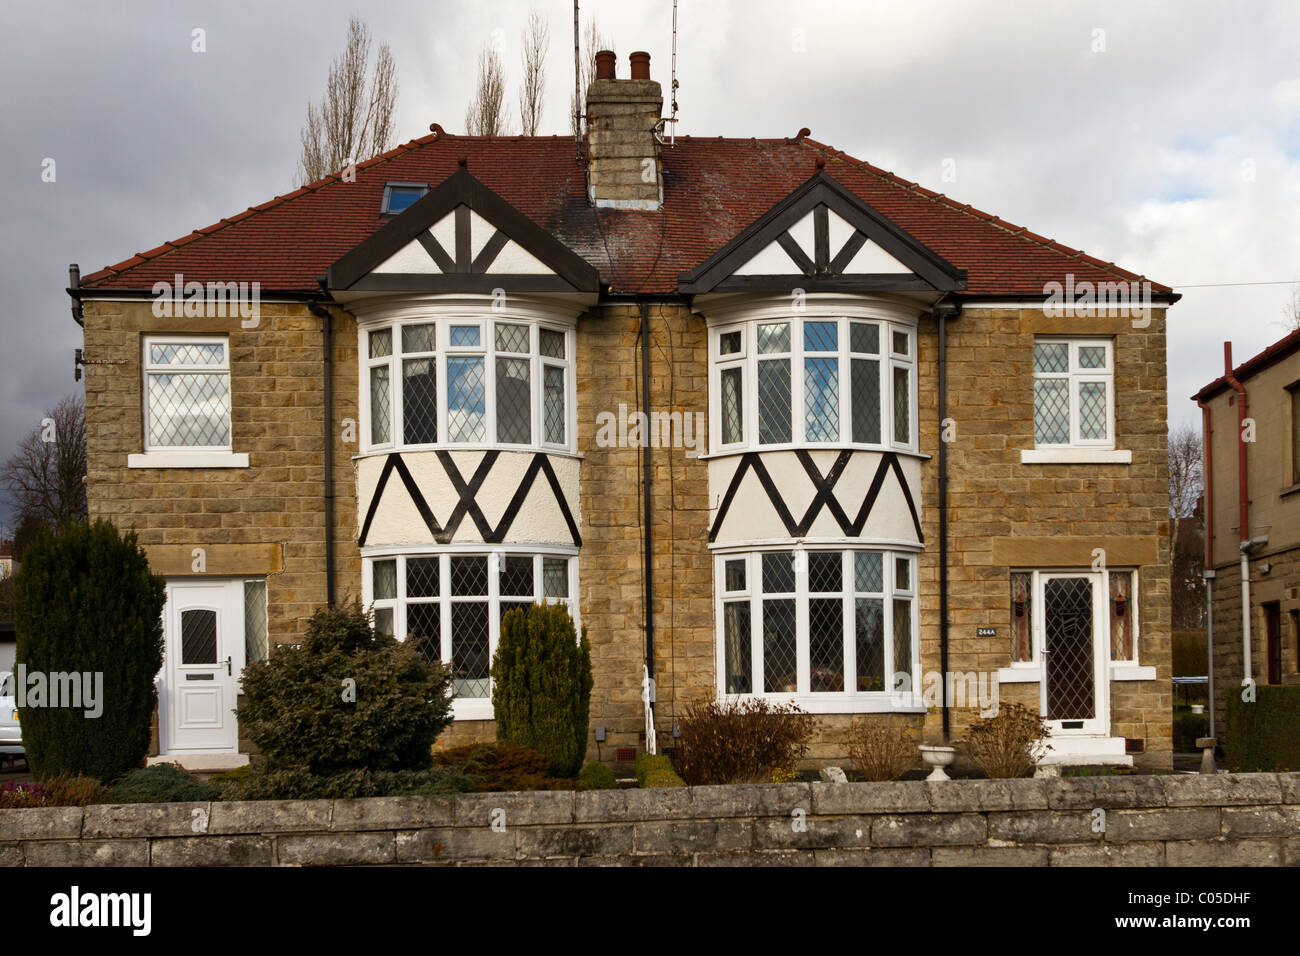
[585,50,663,210]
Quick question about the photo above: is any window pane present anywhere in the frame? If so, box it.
[720,366,744,444]
[855,598,885,691]
[851,358,881,443]
[150,342,225,366]
[1078,382,1107,440]
[1011,572,1032,662]
[147,373,231,446]
[1109,571,1134,661]
[891,331,909,356]
[855,552,883,593]
[370,365,391,444]
[373,607,393,639]
[1034,378,1069,444]
[446,356,486,441]
[406,603,441,665]
[762,598,798,693]
[543,365,565,444]
[895,557,911,591]
[893,598,914,692]
[808,551,842,592]
[495,323,530,353]
[373,559,397,600]
[1078,345,1107,369]
[450,325,480,347]
[724,559,746,592]
[540,328,566,359]
[451,602,491,697]
[762,552,796,593]
[543,557,568,598]
[244,580,268,664]
[892,365,910,444]
[407,557,439,597]
[500,555,534,596]
[804,321,837,352]
[450,556,488,596]
[402,358,438,444]
[757,322,790,354]
[757,359,792,444]
[719,330,742,355]
[804,356,839,441]
[808,598,844,692]
[850,322,879,354]
[402,323,436,353]
[496,357,531,444]
[368,329,392,359]
[724,601,752,694]
[181,609,217,665]
[1034,342,1068,373]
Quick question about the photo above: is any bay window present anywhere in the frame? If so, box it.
[710,316,915,452]
[363,318,573,452]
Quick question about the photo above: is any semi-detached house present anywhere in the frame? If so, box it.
[71,50,1176,771]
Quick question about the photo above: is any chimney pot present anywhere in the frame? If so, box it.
[629,51,651,80]
[595,49,616,80]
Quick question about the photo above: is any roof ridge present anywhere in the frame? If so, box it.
[800,139,1168,292]
[82,131,443,284]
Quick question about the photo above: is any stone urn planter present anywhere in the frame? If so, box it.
[918,744,957,781]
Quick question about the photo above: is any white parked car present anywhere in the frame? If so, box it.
[0,671,22,756]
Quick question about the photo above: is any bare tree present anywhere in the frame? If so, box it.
[2,395,87,531]
[1168,422,1206,628]
[1168,422,1204,520]
[1282,283,1300,332]
[570,17,612,136]
[518,10,550,136]
[466,45,510,136]
[297,17,399,185]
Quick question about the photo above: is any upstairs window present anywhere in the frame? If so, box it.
[364,319,573,452]
[143,336,232,450]
[381,183,428,215]
[711,317,916,453]
[1033,338,1114,448]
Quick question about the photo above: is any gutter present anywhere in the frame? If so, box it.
[1222,343,1254,689]
[307,293,337,609]
[934,299,961,741]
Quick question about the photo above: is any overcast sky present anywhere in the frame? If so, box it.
[2,0,1297,531]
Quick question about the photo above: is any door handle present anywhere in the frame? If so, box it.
[224,656,232,676]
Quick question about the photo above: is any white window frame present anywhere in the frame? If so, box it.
[1031,337,1115,450]
[360,319,576,455]
[713,547,924,714]
[708,317,917,455]
[362,547,579,721]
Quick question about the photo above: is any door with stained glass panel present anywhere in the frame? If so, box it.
[1037,573,1108,736]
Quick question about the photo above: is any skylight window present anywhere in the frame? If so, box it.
[381,183,428,215]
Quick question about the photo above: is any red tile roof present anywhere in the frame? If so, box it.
[1193,327,1300,401]
[80,131,1172,298]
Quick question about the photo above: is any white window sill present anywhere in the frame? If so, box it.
[996,666,1041,684]
[452,699,494,721]
[1110,664,1156,681]
[699,446,930,462]
[1020,448,1131,465]
[128,451,249,469]
[720,693,927,714]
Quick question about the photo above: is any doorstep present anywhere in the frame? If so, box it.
[1036,735,1133,767]
[148,752,250,772]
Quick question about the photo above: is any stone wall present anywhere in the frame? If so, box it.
[4,773,1295,867]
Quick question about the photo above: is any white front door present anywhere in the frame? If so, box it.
[1037,572,1109,736]
[161,580,245,753]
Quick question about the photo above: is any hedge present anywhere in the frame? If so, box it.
[1225,685,1300,772]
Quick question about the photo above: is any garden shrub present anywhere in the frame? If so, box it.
[491,604,593,777]
[675,697,816,785]
[962,703,1051,778]
[106,763,221,804]
[236,602,453,776]
[14,520,165,780]
[218,765,477,800]
[847,717,917,781]
[0,781,44,808]
[434,741,571,791]
[643,767,687,788]
[634,752,676,786]
[1225,685,1300,771]
[577,761,617,791]
[40,773,109,807]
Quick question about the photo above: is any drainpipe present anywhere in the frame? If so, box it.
[68,264,84,327]
[1222,343,1251,687]
[934,299,961,741]
[637,300,655,719]
[1196,396,1215,739]
[307,296,336,609]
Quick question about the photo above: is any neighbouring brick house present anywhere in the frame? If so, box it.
[71,50,1175,771]
[1194,330,1300,735]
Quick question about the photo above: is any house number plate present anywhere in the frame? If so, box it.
[976,627,997,637]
